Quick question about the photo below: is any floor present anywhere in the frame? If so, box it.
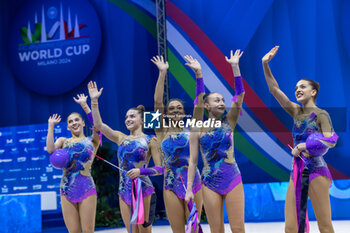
[44,220,350,232]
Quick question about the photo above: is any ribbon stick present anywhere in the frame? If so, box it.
[95,154,123,171]
[287,144,310,233]
[180,176,203,233]
[287,144,307,164]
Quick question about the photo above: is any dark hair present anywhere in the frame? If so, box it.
[66,112,83,122]
[301,78,320,101]
[203,92,219,103]
[129,105,145,118]
[165,98,185,112]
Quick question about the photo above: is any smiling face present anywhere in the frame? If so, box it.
[125,109,143,131]
[166,100,185,121]
[67,113,85,136]
[295,80,317,104]
[204,93,225,118]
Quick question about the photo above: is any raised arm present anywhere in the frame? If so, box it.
[88,81,126,145]
[74,94,91,114]
[46,114,65,154]
[226,50,245,129]
[262,46,300,117]
[184,55,205,121]
[74,93,93,124]
[74,93,101,146]
[185,129,200,202]
[151,56,169,139]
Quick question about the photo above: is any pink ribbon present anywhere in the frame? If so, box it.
[130,178,144,226]
[292,157,310,233]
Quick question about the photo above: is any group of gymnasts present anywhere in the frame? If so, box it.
[46,46,338,233]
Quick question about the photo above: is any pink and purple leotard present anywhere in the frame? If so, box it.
[118,135,163,205]
[60,137,97,202]
[161,130,201,199]
[199,118,242,194]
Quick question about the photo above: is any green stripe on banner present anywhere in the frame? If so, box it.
[107,0,157,37]
[107,0,290,181]
[235,132,290,181]
[167,50,196,99]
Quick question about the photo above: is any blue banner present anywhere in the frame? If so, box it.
[0,123,71,211]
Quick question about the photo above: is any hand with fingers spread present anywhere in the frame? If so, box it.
[126,168,141,179]
[225,49,243,66]
[48,114,61,126]
[184,55,202,73]
[151,55,169,72]
[73,94,88,109]
[262,46,279,64]
[88,81,103,100]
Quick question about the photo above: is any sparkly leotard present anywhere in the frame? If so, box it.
[162,130,201,199]
[292,112,332,182]
[60,137,97,202]
[199,118,241,194]
[118,135,156,205]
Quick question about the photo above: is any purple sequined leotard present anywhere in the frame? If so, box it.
[199,118,241,194]
[292,112,332,182]
[60,137,97,202]
[162,130,201,199]
[118,135,156,205]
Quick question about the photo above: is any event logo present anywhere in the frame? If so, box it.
[17,157,27,162]
[31,155,46,161]
[27,167,41,171]
[33,184,42,190]
[21,177,36,181]
[1,186,9,194]
[0,131,13,137]
[47,184,60,189]
[19,138,35,144]
[4,178,17,182]
[17,130,30,134]
[52,175,63,179]
[23,147,40,153]
[0,159,12,163]
[6,139,14,145]
[46,165,54,173]
[54,126,62,134]
[8,0,101,95]
[13,186,28,191]
[9,169,22,173]
[10,148,19,155]
[40,174,48,182]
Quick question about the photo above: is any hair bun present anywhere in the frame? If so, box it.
[315,81,320,91]
[136,105,145,112]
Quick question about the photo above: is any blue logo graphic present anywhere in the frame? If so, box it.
[143,110,161,129]
[8,0,101,95]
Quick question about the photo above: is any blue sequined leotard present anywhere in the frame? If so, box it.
[118,135,156,205]
[199,118,241,194]
[162,130,201,199]
[292,112,332,182]
[60,137,97,202]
